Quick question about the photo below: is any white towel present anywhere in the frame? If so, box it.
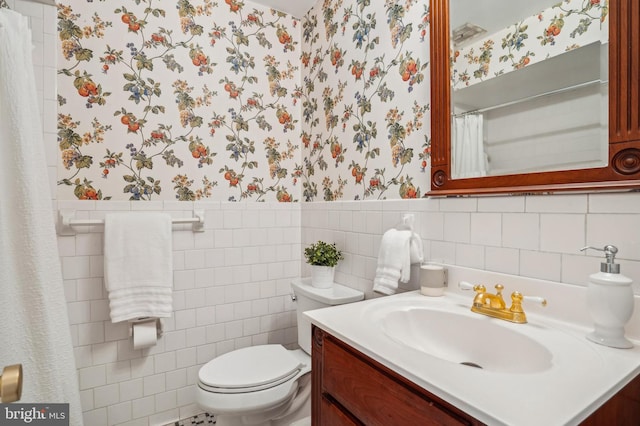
[410,232,424,264]
[373,229,412,295]
[104,212,173,323]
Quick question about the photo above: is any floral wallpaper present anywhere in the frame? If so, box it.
[57,0,301,201]
[57,0,431,202]
[452,0,608,89]
[297,0,431,201]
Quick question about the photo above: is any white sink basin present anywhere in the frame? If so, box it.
[381,308,553,373]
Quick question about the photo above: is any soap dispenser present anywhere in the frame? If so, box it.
[581,245,634,349]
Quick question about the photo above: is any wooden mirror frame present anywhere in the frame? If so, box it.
[429,0,640,196]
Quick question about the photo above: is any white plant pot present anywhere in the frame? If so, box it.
[311,265,335,288]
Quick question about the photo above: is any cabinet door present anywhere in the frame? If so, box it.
[321,334,478,426]
[320,396,362,426]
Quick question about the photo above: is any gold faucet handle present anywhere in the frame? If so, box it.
[510,292,547,314]
[473,284,486,294]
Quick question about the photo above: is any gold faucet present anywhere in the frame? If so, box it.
[469,284,546,324]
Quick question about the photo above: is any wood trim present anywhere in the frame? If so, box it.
[320,396,362,426]
[428,0,640,196]
[430,0,450,171]
[311,326,324,426]
[611,0,640,144]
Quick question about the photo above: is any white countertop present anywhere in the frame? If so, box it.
[304,265,640,426]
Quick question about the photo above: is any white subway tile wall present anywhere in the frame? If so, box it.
[302,195,640,299]
[56,201,301,426]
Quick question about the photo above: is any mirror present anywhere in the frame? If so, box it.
[450,0,608,179]
[429,0,640,195]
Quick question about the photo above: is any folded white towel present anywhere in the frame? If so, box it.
[104,212,173,323]
[373,229,412,295]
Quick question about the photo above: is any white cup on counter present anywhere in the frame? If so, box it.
[419,264,447,296]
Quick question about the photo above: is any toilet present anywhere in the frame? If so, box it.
[196,278,364,426]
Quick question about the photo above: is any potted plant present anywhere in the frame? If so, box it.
[304,241,344,288]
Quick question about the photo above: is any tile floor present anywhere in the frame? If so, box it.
[164,412,216,425]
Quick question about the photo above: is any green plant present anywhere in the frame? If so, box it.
[304,241,344,267]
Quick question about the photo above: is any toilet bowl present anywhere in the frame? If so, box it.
[196,278,364,426]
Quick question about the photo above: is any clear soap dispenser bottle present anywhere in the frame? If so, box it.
[581,245,634,349]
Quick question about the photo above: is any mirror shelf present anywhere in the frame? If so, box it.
[428,0,640,196]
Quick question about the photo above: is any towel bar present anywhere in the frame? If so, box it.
[57,209,205,235]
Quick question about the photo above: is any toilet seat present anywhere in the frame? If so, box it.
[196,346,311,416]
[198,345,305,394]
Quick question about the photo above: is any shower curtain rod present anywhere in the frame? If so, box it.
[0,0,56,8]
[454,79,607,117]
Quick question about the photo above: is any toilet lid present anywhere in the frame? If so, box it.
[198,345,304,393]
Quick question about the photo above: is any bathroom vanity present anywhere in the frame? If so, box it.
[311,326,640,425]
[305,266,640,425]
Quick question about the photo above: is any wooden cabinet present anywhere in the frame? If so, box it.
[311,326,483,426]
[311,325,640,426]
[580,375,640,426]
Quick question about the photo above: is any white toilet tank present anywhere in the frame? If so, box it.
[291,278,364,354]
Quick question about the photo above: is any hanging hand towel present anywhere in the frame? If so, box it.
[373,229,412,295]
[104,212,173,323]
[410,232,424,264]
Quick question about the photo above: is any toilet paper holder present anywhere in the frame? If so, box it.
[128,317,163,339]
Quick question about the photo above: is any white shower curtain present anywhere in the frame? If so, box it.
[0,9,82,425]
[452,114,489,179]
